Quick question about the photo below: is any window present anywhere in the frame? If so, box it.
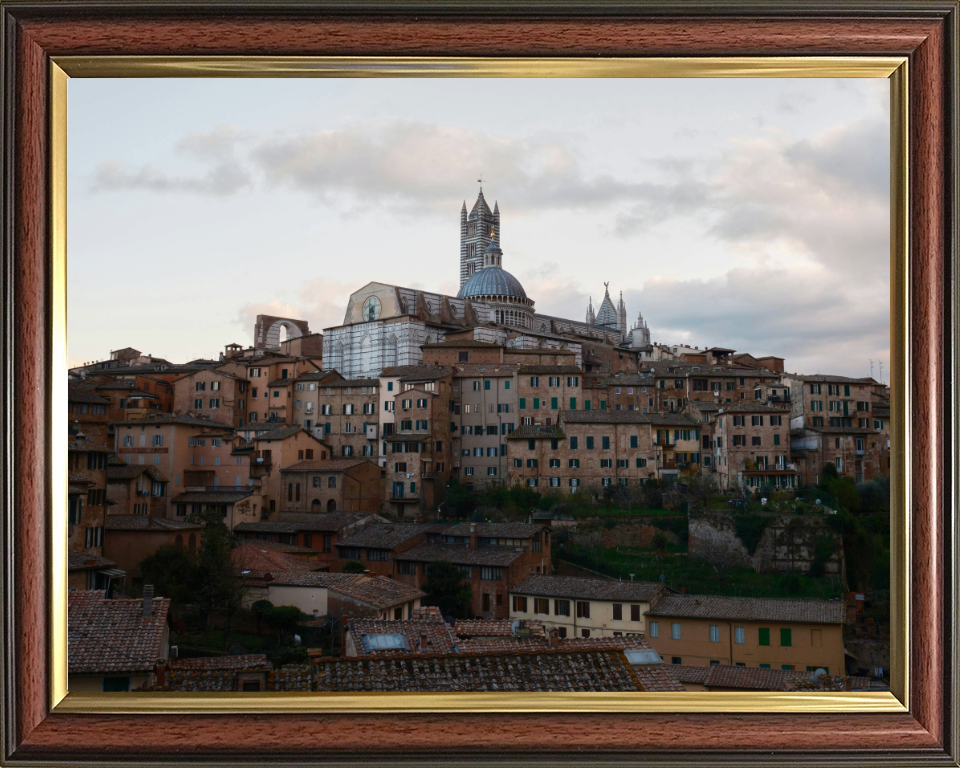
[759,627,771,646]
[612,604,622,620]
[367,549,391,562]
[554,599,570,616]
[734,626,745,644]
[751,436,762,446]
[512,595,528,612]
[530,376,539,387]
[533,397,540,410]
[526,459,538,468]
[780,628,792,647]
[576,601,590,618]
[586,436,594,449]
[534,598,550,615]
[671,657,682,665]
[709,624,720,642]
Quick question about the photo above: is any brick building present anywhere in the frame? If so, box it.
[217,355,323,427]
[279,459,382,515]
[105,457,170,516]
[172,369,248,427]
[313,378,380,459]
[516,366,583,426]
[646,413,703,481]
[712,402,797,490]
[289,370,341,432]
[383,382,452,516]
[334,523,437,576]
[68,433,112,555]
[68,386,112,444]
[506,412,658,492]
[452,363,519,487]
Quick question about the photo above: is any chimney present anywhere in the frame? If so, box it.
[142,584,154,619]
[843,676,853,692]
[420,630,429,651]
[549,628,561,648]
[469,523,478,549]
[170,645,178,660]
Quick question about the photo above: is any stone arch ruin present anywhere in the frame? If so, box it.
[253,315,310,350]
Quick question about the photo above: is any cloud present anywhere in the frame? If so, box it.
[626,267,889,377]
[90,126,251,196]
[235,278,355,337]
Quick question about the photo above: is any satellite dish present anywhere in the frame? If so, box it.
[443,614,456,627]
[511,619,521,635]
[814,668,827,678]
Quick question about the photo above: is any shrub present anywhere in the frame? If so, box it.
[655,515,688,543]
[342,561,365,574]
[733,514,769,555]
[780,572,803,596]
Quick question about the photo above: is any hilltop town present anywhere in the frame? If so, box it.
[66,189,890,694]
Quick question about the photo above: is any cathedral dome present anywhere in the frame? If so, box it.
[457,266,527,301]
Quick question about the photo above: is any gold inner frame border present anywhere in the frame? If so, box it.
[49,55,909,715]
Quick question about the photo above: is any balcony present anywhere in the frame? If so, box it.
[250,462,272,478]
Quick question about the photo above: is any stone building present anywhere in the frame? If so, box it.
[105,457,169,517]
[712,402,796,490]
[646,413,704,481]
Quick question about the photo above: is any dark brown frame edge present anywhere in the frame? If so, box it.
[1,2,957,766]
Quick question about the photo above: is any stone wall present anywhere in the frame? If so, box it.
[689,511,841,574]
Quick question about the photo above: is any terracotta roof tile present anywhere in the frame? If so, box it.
[517,365,583,374]
[67,551,117,570]
[104,515,201,531]
[336,523,434,550]
[170,654,272,672]
[561,410,650,424]
[506,425,565,439]
[114,414,235,429]
[68,590,170,675]
[395,542,525,567]
[513,574,665,603]
[280,459,373,472]
[443,522,547,539]
[647,594,846,624]
[232,543,324,573]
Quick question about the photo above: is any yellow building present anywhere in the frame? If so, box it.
[509,575,664,638]
[644,593,846,674]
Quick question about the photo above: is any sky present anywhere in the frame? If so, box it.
[68,77,890,378]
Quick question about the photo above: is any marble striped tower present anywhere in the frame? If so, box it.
[459,188,500,288]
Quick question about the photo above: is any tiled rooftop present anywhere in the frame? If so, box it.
[561,410,650,424]
[264,573,425,609]
[104,515,201,531]
[232,543,324,574]
[315,649,648,692]
[67,551,117,570]
[517,365,583,374]
[717,402,790,414]
[506,425,565,439]
[280,459,373,472]
[443,522,546,539]
[114,414,235,429]
[106,465,169,482]
[512,574,665,603]
[170,654,272,672]
[646,594,846,624]
[171,490,253,504]
[453,619,514,638]
[68,590,170,675]
[395,542,526,567]
[335,523,434,550]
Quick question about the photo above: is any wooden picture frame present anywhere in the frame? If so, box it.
[1,2,957,764]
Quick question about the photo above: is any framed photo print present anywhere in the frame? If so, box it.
[0,1,957,766]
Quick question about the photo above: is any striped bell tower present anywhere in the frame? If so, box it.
[460,187,499,288]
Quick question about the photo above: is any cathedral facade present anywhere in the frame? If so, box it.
[323,189,654,377]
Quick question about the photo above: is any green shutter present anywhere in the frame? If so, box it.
[519,398,526,410]
[569,397,576,409]
[759,628,770,646]
[533,398,540,409]
[585,400,591,411]
[600,400,606,410]
[410,482,416,492]
[759,663,771,669]
[504,380,510,389]
[551,397,558,409]
[780,628,792,647]
[484,380,491,390]
[774,434,781,446]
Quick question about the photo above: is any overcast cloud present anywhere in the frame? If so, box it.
[69,78,890,378]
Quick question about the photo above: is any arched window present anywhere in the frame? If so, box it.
[313,476,321,488]
[188,533,196,554]
[287,483,293,501]
[327,499,337,512]
[175,534,184,547]
[295,483,301,501]
[311,499,322,508]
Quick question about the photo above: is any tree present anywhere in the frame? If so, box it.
[262,605,304,643]
[444,478,478,519]
[652,532,668,579]
[342,561,366,574]
[251,599,274,633]
[138,543,197,604]
[422,560,473,619]
[189,507,247,645]
[702,536,743,589]
[685,472,717,511]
